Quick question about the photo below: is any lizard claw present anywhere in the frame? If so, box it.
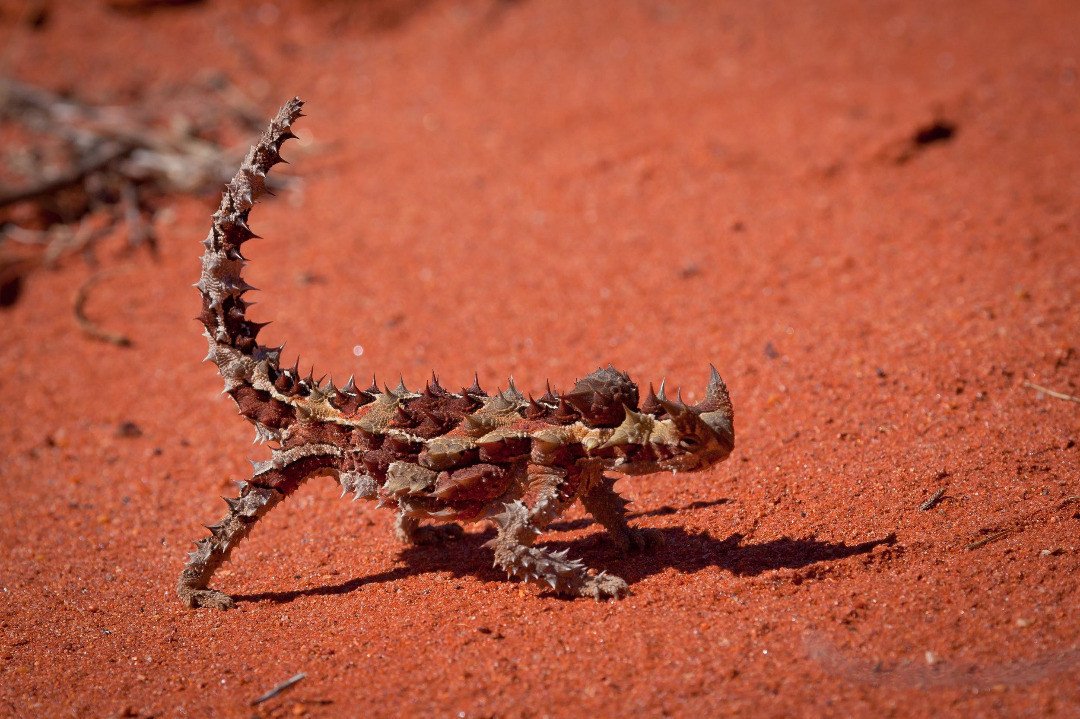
[180,588,235,610]
[579,572,630,600]
[619,527,664,555]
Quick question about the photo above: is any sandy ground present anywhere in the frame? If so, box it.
[1,1,1078,717]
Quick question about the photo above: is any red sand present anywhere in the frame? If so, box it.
[1,1,1078,716]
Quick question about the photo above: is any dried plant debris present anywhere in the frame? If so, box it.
[106,0,205,14]
[0,76,271,292]
[251,673,306,706]
[1023,380,1080,404]
[178,99,737,608]
[882,117,959,164]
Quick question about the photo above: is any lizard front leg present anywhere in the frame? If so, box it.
[579,474,656,553]
[177,482,285,610]
[487,469,629,600]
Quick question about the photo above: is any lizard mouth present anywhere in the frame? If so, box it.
[659,445,732,473]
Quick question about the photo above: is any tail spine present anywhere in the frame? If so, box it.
[195,98,304,442]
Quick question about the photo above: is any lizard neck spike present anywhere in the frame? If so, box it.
[526,394,545,419]
[641,383,661,416]
[695,364,734,416]
[365,375,379,395]
[425,372,447,397]
[554,397,578,424]
[273,367,292,393]
[539,381,558,405]
[488,389,514,410]
[694,364,735,443]
[657,397,692,423]
[395,377,410,396]
[431,371,444,390]
[656,378,668,401]
[464,372,485,397]
[342,375,357,395]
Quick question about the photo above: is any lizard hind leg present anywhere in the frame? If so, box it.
[487,500,629,600]
[177,482,285,610]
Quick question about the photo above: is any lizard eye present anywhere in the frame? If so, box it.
[678,437,700,450]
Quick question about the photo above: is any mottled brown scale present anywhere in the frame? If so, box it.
[329,389,375,415]
[476,434,531,463]
[228,385,295,429]
[564,366,639,427]
[284,420,351,450]
[418,438,480,471]
[531,438,586,471]
[361,434,423,481]
[348,427,382,452]
[392,393,479,438]
[249,455,338,494]
[551,398,580,425]
[432,463,512,503]
[273,372,299,396]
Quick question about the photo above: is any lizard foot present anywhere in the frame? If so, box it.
[609,527,664,555]
[180,588,235,610]
[410,523,465,545]
[578,572,630,600]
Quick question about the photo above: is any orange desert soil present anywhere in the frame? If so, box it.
[0,1,1077,717]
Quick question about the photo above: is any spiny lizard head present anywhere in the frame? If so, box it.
[567,365,736,475]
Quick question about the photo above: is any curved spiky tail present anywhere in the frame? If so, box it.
[195,98,303,443]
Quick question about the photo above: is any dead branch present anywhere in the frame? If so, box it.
[0,140,135,210]
[919,487,946,511]
[251,673,306,706]
[965,530,1009,551]
[0,76,289,306]
[1023,381,1080,404]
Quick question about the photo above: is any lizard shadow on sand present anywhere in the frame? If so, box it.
[236,497,895,605]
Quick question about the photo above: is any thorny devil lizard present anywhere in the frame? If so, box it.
[178,98,735,609]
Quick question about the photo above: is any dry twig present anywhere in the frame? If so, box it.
[919,488,946,511]
[0,76,279,272]
[251,673,306,706]
[1023,381,1080,404]
[965,530,1009,551]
